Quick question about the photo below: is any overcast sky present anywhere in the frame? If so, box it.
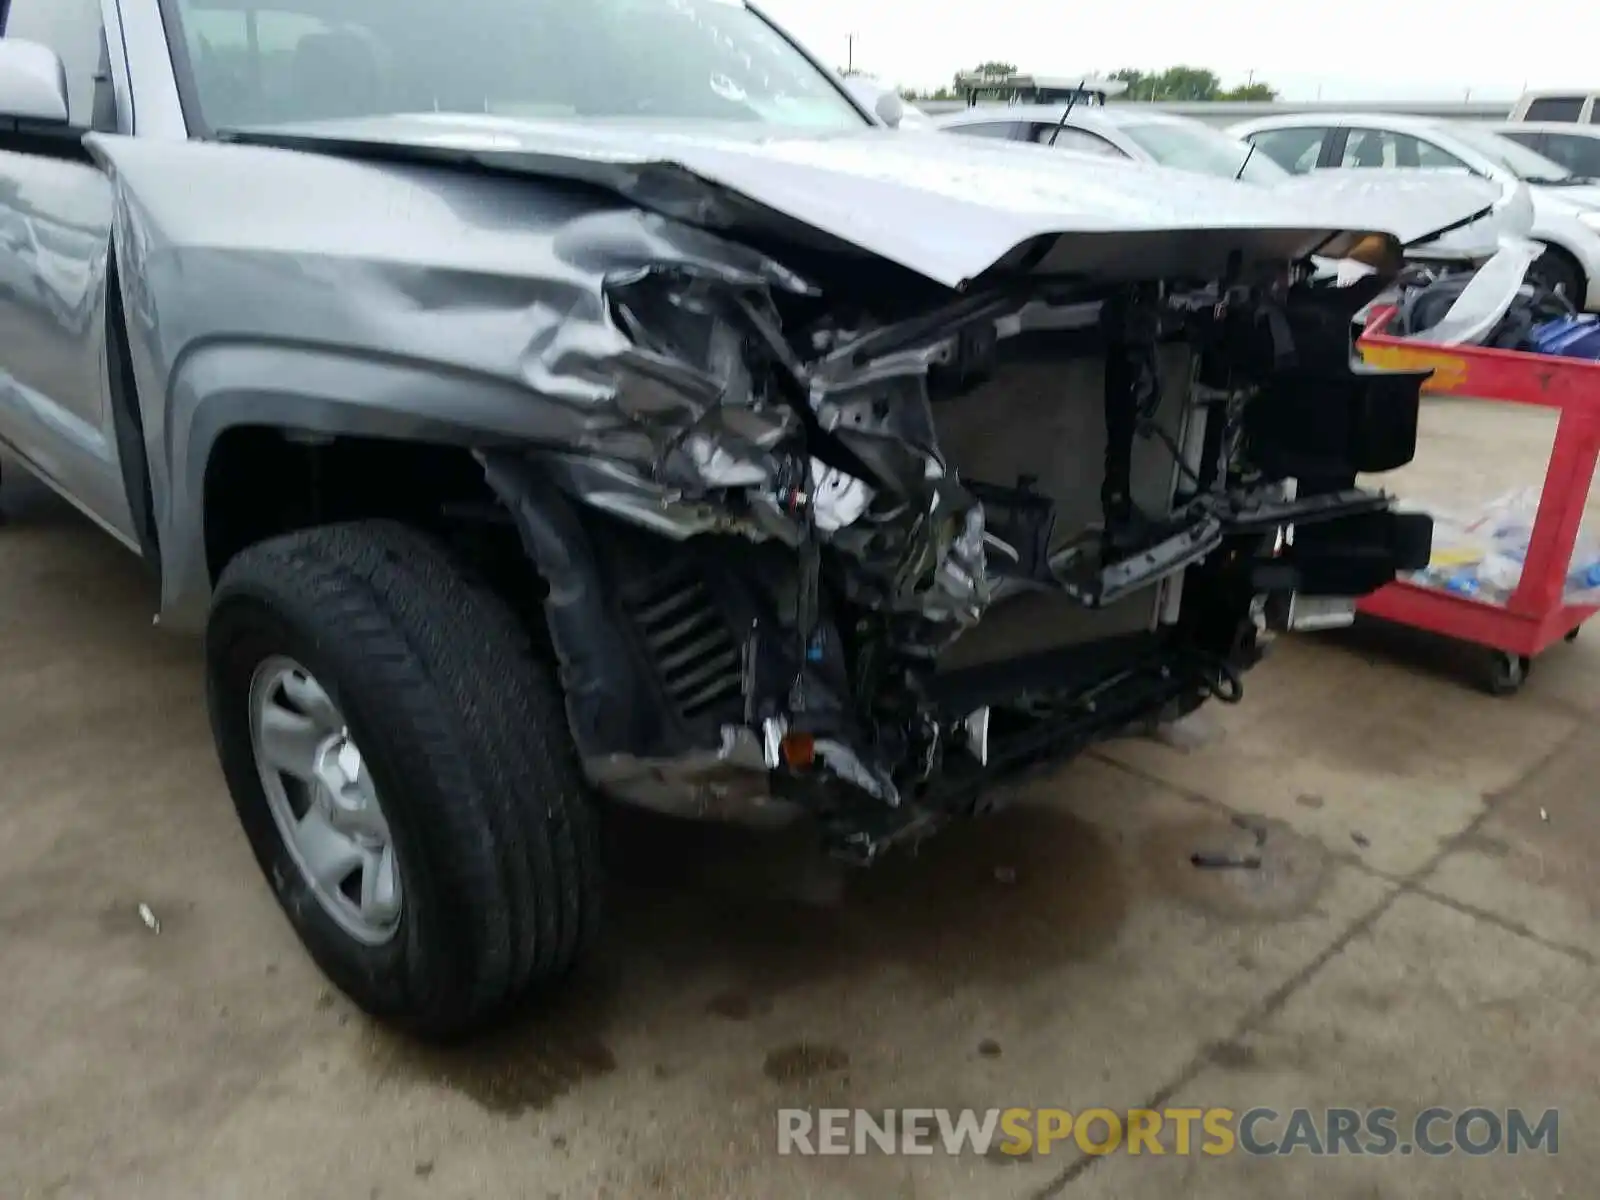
[759,0,1595,101]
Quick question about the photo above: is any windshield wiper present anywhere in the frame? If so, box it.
[1234,142,1257,181]
[1046,78,1087,148]
[1525,174,1580,185]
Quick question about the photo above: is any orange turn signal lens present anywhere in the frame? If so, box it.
[1347,233,1396,269]
[780,732,816,768]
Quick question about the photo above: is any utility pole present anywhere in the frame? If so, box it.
[846,33,855,74]
[1246,68,1255,86]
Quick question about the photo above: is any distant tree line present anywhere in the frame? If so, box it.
[896,61,1279,103]
[1109,67,1278,102]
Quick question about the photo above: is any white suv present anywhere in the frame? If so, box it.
[1510,91,1600,124]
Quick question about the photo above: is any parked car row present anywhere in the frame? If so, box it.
[929,102,1600,312]
[1228,114,1600,309]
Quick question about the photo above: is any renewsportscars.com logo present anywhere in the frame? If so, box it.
[777,1107,1560,1158]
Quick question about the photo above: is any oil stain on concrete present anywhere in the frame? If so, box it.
[762,1042,850,1083]
[595,800,1131,1003]
[343,784,1334,1134]
[366,797,1132,1117]
[1142,815,1330,922]
[704,990,773,1021]
[365,971,619,1117]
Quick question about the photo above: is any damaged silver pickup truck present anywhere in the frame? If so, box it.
[0,0,1437,1036]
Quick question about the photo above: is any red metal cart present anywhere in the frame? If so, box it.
[1354,307,1600,695]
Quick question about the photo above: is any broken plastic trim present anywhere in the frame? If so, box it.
[559,259,1031,640]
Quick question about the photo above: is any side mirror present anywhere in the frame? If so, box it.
[874,90,905,129]
[0,40,70,126]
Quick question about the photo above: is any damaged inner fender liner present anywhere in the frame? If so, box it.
[477,211,1433,864]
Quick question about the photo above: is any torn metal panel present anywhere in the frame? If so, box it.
[78,134,839,623]
[86,131,1020,637]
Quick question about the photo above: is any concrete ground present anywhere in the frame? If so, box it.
[3,397,1598,1199]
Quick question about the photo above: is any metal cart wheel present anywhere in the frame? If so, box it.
[1485,651,1532,697]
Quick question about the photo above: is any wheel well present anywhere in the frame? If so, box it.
[203,431,547,620]
[1537,240,1587,298]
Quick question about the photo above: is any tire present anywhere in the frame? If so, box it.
[1528,244,1586,308]
[206,520,601,1039]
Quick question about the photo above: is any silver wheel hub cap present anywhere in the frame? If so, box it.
[248,657,402,944]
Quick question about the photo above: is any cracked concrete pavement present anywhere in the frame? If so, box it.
[2,396,1598,1199]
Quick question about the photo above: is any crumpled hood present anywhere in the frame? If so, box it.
[224,113,1404,289]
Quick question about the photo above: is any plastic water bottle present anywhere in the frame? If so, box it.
[1567,557,1600,601]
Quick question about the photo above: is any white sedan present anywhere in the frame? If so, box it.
[1228,113,1600,310]
[936,105,1531,265]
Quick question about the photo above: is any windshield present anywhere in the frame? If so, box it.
[1448,124,1573,181]
[170,0,868,133]
[1117,120,1289,184]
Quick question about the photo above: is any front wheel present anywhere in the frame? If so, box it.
[206,521,601,1039]
[1528,244,1586,308]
